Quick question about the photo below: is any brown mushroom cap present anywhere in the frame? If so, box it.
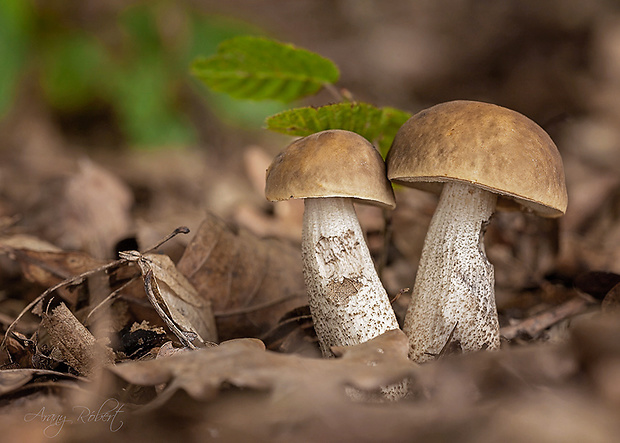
[386,100,568,217]
[265,129,396,209]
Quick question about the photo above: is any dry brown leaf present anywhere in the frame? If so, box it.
[0,368,83,397]
[260,305,320,356]
[2,330,36,368]
[0,235,61,253]
[177,212,306,340]
[40,303,113,377]
[27,159,133,258]
[120,250,218,347]
[109,329,415,408]
[0,256,122,366]
[104,324,620,442]
[156,341,188,359]
[602,282,620,315]
[0,235,106,292]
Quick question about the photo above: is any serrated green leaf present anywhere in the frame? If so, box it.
[191,36,339,102]
[265,103,411,157]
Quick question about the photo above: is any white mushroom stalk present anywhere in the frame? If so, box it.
[302,197,399,357]
[403,182,500,362]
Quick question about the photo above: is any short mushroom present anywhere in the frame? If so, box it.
[265,129,399,357]
[386,100,567,362]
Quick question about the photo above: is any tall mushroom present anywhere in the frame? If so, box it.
[386,100,567,362]
[265,129,399,357]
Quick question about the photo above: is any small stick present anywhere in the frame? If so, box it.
[142,226,190,254]
[390,288,410,305]
[500,296,593,340]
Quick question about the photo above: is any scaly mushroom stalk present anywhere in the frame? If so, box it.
[302,197,399,357]
[403,182,499,362]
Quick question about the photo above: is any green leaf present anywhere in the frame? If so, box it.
[187,17,287,127]
[191,36,339,102]
[186,15,263,66]
[265,102,412,156]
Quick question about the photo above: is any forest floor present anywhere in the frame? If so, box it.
[1,1,620,442]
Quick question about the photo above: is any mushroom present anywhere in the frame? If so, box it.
[386,100,567,362]
[265,129,399,357]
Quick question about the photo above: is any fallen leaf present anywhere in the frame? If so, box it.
[104,326,620,442]
[601,282,620,315]
[109,329,415,410]
[156,341,189,359]
[40,302,113,377]
[120,250,218,347]
[260,305,319,356]
[1,330,37,369]
[177,213,306,340]
[0,235,106,293]
[27,159,133,258]
[234,145,306,241]
[0,368,83,397]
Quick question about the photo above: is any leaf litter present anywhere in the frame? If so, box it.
[0,156,619,442]
[1,211,619,441]
[177,213,306,341]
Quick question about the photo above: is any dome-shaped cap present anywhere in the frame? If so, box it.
[265,129,395,209]
[386,100,567,217]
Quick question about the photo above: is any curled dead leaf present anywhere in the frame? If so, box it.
[119,250,218,347]
[40,302,113,377]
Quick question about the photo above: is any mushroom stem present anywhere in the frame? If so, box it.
[302,197,399,357]
[403,181,500,362]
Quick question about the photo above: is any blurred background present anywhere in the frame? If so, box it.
[1,0,620,311]
[2,2,620,441]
